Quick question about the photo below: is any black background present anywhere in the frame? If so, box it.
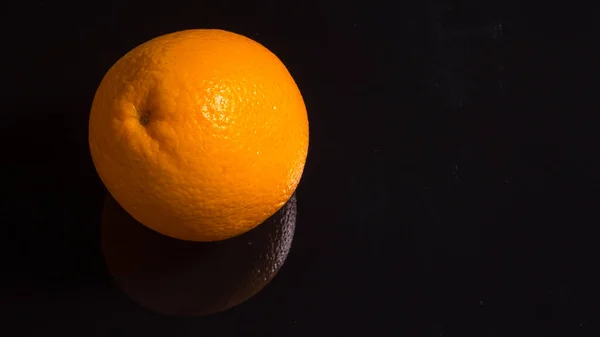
[1,0,599,336]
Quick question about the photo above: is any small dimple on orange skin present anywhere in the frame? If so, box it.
[89,29,309,242]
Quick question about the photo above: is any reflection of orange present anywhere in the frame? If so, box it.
[89,29,309,241]
[101,192,297,316]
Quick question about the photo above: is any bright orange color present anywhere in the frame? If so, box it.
[89,29,309,242]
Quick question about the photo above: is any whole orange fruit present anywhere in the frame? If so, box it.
[89,29,309,242]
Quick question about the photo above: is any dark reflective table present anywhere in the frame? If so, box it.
[1,0,597,336]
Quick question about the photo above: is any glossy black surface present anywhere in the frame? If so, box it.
[1,0,598,336]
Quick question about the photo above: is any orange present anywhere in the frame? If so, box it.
[89,29,309,242]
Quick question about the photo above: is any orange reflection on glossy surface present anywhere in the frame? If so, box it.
[101,193,297,316]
